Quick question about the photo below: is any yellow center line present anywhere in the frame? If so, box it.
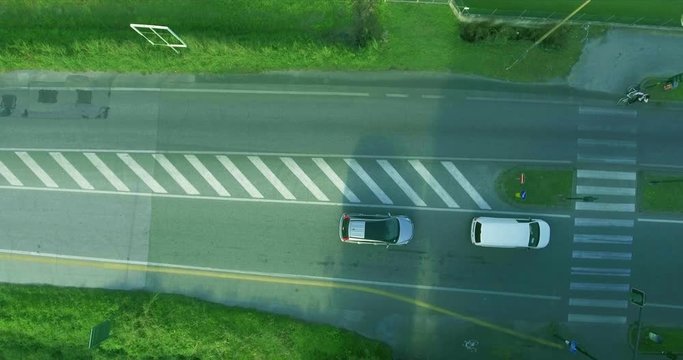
[1,252,562,349]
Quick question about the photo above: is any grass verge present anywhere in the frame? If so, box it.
[0,283,392,360]
[0,1,587,82]
[639,171,683,214]
[496,167,574,208]
[630,325,683,355]
[458,0,683,27]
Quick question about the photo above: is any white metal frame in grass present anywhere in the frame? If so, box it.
[130,23,187,53]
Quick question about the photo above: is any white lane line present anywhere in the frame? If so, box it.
[84,153,129,192]
[571,267,631,277]
[422,94,444,99]
[577,169,636,180]
[0,160,23,186]
[344,159,393,205]
[575,218,634,227]
[219,156,264,199]
[117,153,167,193]
[576,185,635,196]
[281,157,329,201]
[570,282,630,292]
[49,152,94,190]
[153,154,199,195]
[312,158,359,203]
[386,93,408,98]
[0,247,561,301]
[0,184,571,218]
[569,298,628,309]
[568,313,626,324]
[377,160,426,207]
[577,138,637,148]
[578,106,637,118]
[573,234,633,245]
[185,155,229,196]
[578,123,637,134]
[572,251,632,261]
[442,161,491,210]
[576,154,636,165]
[0,148,573,165]
[246,156,290,199]
[575,202,635,212]
[409,160,458,208]
[15,152,58,188]
[638,218,683,224]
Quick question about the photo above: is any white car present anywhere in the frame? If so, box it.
[339,213,413,246]
[471,217,550,249]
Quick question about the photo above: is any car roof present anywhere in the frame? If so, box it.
[476,217,532,247]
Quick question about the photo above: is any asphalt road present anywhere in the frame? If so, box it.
[1,71,682,359]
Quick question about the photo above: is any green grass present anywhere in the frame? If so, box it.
[0,283,392,360]
[0,1,587,82]
[496,167,574,208]
[639,172,683,213]
[458,0,683,27]
[631,325,683,354]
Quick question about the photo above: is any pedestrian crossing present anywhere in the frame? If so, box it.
[568,110,640,325]
[0,150,492,210]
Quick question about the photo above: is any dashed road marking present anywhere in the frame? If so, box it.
[185,155,229,196]
[219,155,264,199]
[377,160,426,207]
[442,161,490,209]
[16,152,58,188]
[570,282,630,292]
[246,156,290,199]
[313,158,359,203]
[572,251,632,261]
[345,159,393,205]
[574,218,634,227]
[577,138,637,148]
[576,185,635,196]
[385,93,408,98]
[569,298,628,309]
[281,157,329,201]
[153,154,199,195]
[49,152,94,190]
[575,202,635,212]
[409,160,458,208]
[117,153,167,193]
[570,267,631,277]
[576,169,636,181]
[573,234,633,245]
[0,160,23,186]
[568,313,626,324]
[85,153,129,192]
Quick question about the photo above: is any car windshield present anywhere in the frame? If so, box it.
[365,218,400,243]
[528,222,540,247]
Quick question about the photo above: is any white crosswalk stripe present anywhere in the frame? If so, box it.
[281,157,329,201]
[574,218,634,227]
[409,160,458,208]
[572,251,632,261]
[220,156,264,199]
[85,153,129,192]
[246,156,289,199]
[577,138,637,148]
[185,155,230,196]
[568,313,626,324]
[16,152,58,188]
[117,153,167,193]
[313,158,359,203]
[377,160,425,207]
[0,160,23,186]
[153,154,199,195]
[441,161,490,209]
[576,169,636,181]
[575,202,635,212]
[570,282,630,292]
[569,298,628,309]
[344,159,392,205]
[573,234,633,245]
[570,267,631,277]
[49,152,94,190]
[576,185,635,196]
